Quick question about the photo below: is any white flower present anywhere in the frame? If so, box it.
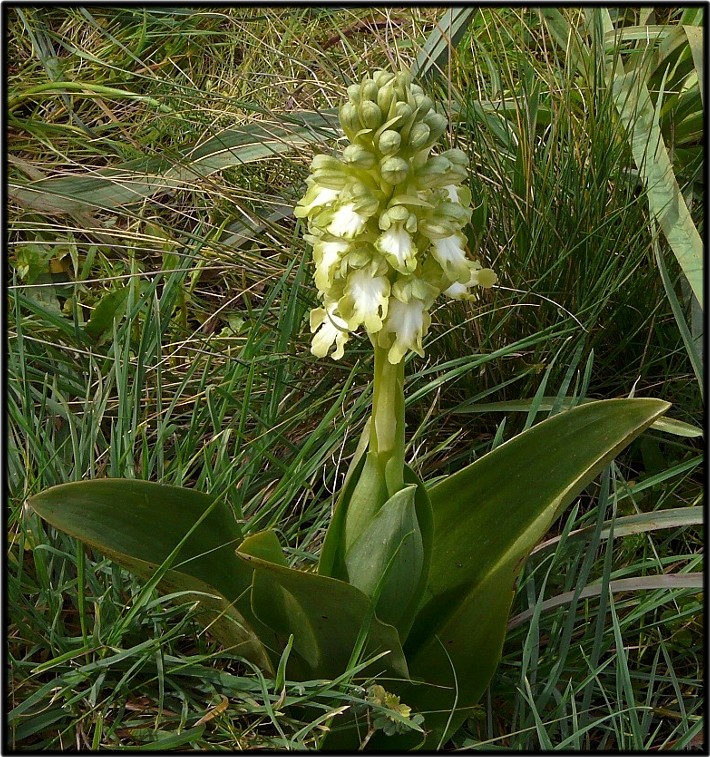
[443,280,469,299]
[380,297,431,364]
[313,239,350,292]
[375,226,417,273]
[310,305,350,360]
[328,203,368,238]
[295,184,340,218]
[340,268,390,333]
[431,234,470,282]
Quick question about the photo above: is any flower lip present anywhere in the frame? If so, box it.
[328,204,368,238]
[379,297,430,364]
[341,268,390,333]
[375,226,417,273]
[310,305,350,360]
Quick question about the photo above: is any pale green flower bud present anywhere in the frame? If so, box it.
[423,110,448,141]
[373,69,395,88]
[415,155,467,189]
[408,122,431,150]
[378,129,401,156]
[441,148,468,167]
[359,100,383,130]
[393,101,414,129]
[380,156,409,185]
[413,93,433,115]
[339,102,361,136]
[347,83,362,103]
[342,144,376,169]
[395,70,413,91]
[361,78,379,102]
[377,82,396,115]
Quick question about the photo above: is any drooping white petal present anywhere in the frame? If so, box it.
[375,225,417,272]
[342,268,390,333]
[430,233,471,283]
[310,306,350,360]
[431,234,467,267]
[313,239,350,292]
[381,297,430,364]
[328,203,367,238]
[295,184,340,218]
[443,281,469,300]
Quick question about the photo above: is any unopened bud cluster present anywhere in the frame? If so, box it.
[296,70,496,364]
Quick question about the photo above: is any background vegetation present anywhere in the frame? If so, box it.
[7,6,703,750]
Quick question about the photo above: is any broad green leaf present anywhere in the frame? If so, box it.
[345,484,423,633]
[318,420,371,579]
[454,396,702,437]
[238,549,409,683]
[26,479,276,672]
[343,452,390,552]
[238,530,288,566]
[367,398,669,749]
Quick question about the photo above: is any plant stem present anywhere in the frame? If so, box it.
[370,345,405,495]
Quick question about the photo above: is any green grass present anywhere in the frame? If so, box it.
[7,6,703,751]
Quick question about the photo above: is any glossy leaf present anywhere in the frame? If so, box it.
[345,484,423,633]
[454,396,702,437]
[27,479,409,687]
[239,549,409,683]
[366,398,670,749]
[26,479,277,672]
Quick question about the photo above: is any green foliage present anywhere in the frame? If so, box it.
[27,399,670,749]
[8,6,702,752]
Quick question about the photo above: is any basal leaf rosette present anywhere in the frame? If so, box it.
[296,70,496,365]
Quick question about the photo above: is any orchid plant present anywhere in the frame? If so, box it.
[28,70,670,750]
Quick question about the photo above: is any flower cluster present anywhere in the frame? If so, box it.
[296,70,496,364]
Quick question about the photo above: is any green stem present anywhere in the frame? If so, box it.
[370,345,405,495]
